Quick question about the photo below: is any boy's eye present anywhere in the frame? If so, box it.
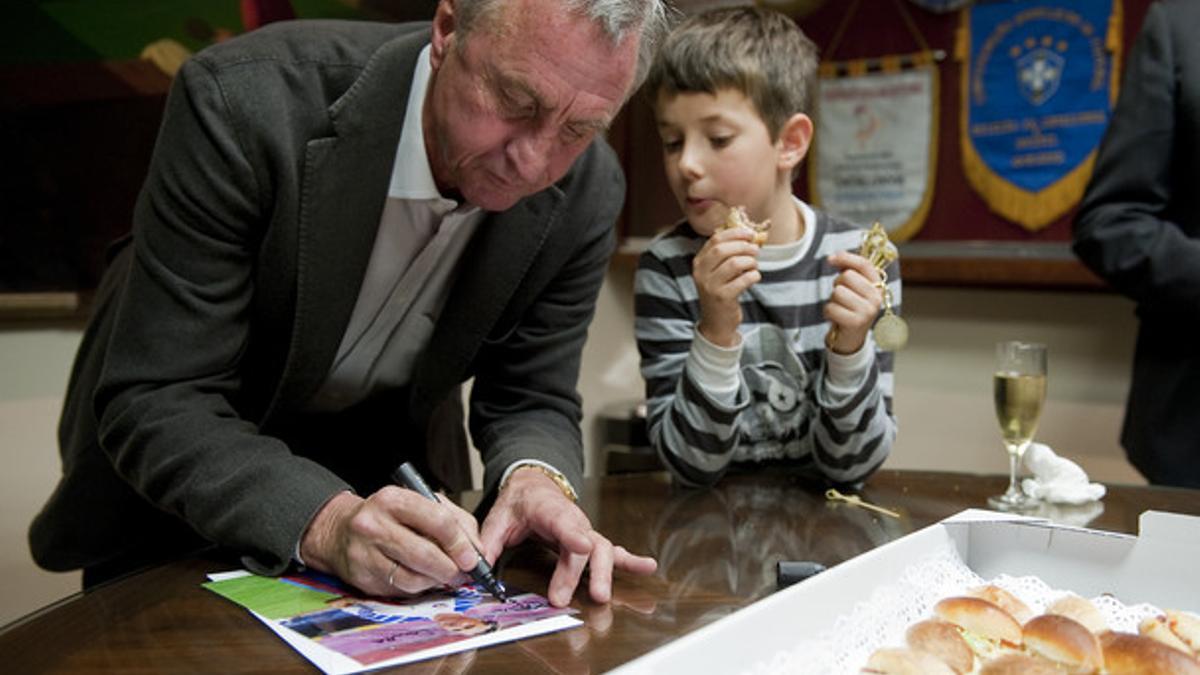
[710,135,733,149]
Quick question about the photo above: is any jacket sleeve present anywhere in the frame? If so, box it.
[468,144,622,496]
[93,58,350,575]
[1073,2,1200,316]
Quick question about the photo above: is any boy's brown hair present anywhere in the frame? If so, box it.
[644,5,818,140]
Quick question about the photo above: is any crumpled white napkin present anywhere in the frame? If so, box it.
[1020,443,1106,505]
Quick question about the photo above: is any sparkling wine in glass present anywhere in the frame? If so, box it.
[988,341,1047,511]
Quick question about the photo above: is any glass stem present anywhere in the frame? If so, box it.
[1006,449,1021,497]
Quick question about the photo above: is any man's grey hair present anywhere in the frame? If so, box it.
[453,0,676,92]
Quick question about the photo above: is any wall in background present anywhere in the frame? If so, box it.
[0,327,83,626]
[0,271,1141,626]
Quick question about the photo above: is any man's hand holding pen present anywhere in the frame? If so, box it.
[298,485,486,598]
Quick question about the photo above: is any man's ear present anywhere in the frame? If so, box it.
[430,0,457,70]
[777,113,814,173]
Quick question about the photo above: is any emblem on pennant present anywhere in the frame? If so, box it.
[810,53,939,242]
[959,0,1122,231]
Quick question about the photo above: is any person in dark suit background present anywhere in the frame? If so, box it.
[29,0,669,606]
[1073,0,1200,488]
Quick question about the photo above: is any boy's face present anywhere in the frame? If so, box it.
[656,88,787,235]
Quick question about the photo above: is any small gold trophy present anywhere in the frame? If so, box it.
[827,222,908,352]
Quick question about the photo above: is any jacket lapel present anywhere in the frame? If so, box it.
[410,188,564,420]
[269,31,427,417]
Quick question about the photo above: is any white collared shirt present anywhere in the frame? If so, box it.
[309,45,485,411]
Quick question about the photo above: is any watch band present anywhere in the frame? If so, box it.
[500,463,578,502]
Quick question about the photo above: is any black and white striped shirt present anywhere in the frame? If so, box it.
[634,206,899,487]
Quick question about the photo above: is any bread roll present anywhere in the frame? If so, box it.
[967,585,1033,624]
[719,205,770,245]
[1022,614,1102,672]
[1167,609,1200,656]
[978,653,1060,675]
[1142,614,1196,654]
[933,597,1023,646]
[905,619,973,674]
[1046,594,1107,634]
[862,647,956,675]
[1101,631,1200,675]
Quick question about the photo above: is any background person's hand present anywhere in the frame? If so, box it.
[299,487,483,597]
[479,466,658,607]
[693,227,762,348]
[824,250,884,354]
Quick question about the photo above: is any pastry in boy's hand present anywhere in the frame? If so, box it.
[718,205,771,245]
[904,619,973,674]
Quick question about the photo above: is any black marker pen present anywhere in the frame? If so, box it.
[392,462,510,603]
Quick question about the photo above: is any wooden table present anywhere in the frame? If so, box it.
[4,469,1198,673]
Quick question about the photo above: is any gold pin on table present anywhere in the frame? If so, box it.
[826,222,908,352]
[825,488,901,519]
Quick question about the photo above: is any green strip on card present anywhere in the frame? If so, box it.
[204,575,338,620]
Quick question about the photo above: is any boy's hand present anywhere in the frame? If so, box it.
[825,250,884,354]
[693,227,762,347]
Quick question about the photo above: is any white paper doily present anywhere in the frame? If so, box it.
[738,537,1163,675]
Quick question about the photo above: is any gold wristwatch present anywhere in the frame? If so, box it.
[502,463,578,502]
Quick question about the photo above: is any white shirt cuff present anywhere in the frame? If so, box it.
[825,341,873,396]
[687,329,743,405]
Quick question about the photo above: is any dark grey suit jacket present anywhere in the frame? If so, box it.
[30,20,623,573]
[1073,0,1200,487]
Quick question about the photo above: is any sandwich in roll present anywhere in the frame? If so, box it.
[1142,614,1196,655]
[1166,610,1200,657]
[1046,594,1108,634]
[904,619,973,674]
[966,585,1033,624]
[1101,631,1200,675]
[861,647,956,675]
[1022,613,1103,673]
[932,596,1023,661]
[978,653,1061,675]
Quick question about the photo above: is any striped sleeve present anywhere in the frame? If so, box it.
[809,257,900,485]
[634,233,748,486]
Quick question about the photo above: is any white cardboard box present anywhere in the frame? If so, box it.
[611,509,1200,675]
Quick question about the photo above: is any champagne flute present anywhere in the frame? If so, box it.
[988,341,1047,511]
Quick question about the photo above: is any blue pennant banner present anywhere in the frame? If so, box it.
[960,0,1120,230]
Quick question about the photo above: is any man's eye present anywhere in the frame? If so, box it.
[561,125,590,143]
[500,92,535,118]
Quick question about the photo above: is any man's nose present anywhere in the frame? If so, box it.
[506,129,555,185]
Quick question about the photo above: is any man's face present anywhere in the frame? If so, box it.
[424,0,639,211]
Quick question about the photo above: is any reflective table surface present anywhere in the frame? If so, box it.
[4,469,1198,673]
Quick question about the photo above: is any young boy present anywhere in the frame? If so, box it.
[634,6,900,487]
